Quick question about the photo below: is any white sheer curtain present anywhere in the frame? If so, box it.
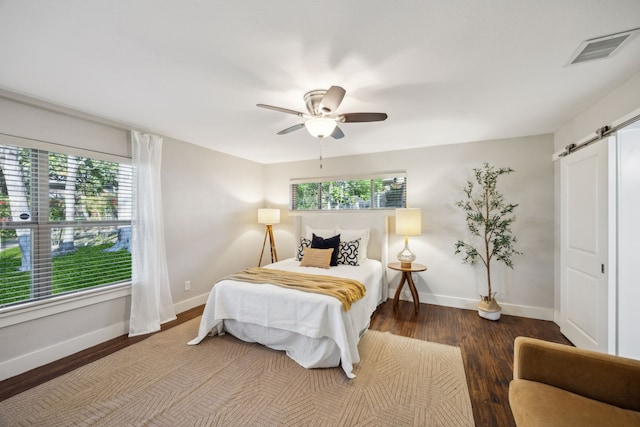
[129,130,176,336]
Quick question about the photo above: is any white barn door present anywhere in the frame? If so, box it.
[560,138,614,353]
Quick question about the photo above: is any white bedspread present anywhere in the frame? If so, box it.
[188,258,384,378]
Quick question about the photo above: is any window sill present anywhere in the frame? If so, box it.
[0,282,132,328]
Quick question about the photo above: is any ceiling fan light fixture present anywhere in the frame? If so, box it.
[305,117,337,139]
[257,85,387,140]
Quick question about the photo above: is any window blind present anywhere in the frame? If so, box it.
[290,173,407,211]
[0,143,132,308]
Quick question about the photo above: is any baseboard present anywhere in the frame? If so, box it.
[3,288,551,381]
[390,287,555,321]
[173,292,209,314]
[0,293,209,381]
[180,289,556,321]
[498,301,555,321]
[0,320,128,381]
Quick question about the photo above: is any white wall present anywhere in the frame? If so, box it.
[0,96,131,157]
[161,136,265,313]
[554,71,640,153]
[0,96,265,379]
[265,134,555,319]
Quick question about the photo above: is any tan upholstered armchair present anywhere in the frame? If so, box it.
[509,336,640,426]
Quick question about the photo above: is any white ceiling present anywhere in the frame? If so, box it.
[1,1,639,164]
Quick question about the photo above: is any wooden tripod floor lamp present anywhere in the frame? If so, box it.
[258,208,280,266]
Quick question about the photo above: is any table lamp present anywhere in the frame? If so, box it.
[258,208,280,266]
[395,208,422,268]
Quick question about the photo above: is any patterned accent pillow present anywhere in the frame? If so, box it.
[337,238,361,266]
[296,237,312,261]
[336,227,370,263]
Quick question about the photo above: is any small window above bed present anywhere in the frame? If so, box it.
[290,173,406,211]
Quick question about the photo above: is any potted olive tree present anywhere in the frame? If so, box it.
[454,162,521,320]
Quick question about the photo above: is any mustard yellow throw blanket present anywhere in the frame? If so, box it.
[224,267,366,311]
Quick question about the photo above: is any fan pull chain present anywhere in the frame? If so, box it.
[319,141,323,169]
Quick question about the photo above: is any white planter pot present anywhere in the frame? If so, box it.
[478,308,502,321]
[478,296,502,321]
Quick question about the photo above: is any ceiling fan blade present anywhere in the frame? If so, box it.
[257,104,306,117]
[340,112,388,123]
[318,86,346,115]
[277,123,305,135]
[330,126,345,139]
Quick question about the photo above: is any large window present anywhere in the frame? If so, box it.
[0,143,132,308]
[291,173,407,211]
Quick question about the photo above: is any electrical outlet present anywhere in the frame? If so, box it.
[185,280,191,291]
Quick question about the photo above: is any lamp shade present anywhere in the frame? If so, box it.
[395,208,422,236]
[305,117,337,139]
[258,208,280,225]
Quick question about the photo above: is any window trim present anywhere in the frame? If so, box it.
[0,133,133,310]
[0,281,131,328]
[289,171,406,185]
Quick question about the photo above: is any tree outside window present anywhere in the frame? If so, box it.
[291,175,406,211]
[0,143,132,307]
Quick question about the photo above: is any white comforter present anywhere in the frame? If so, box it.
[188,258,384,378]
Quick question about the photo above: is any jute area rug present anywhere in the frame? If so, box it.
[0,317,474,426]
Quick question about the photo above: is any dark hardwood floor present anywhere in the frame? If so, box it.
[1,301,571,426]
[369,300,572,427]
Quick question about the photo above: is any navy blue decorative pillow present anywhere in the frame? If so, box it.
[338,238,361,266]
[296,238,311,261]
[311,233,341,266]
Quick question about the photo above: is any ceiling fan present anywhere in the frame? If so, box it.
[257,86,388,139]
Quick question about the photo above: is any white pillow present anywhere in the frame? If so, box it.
[305,225,337,240]
[336,227,370,263]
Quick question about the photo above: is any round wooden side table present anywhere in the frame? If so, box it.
[388,262,427,314]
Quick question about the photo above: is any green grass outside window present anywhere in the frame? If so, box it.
[0,245,131,306]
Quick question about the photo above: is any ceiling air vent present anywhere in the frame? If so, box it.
[568,29,638,65]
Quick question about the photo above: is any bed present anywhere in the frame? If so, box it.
[188,214,389,378]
